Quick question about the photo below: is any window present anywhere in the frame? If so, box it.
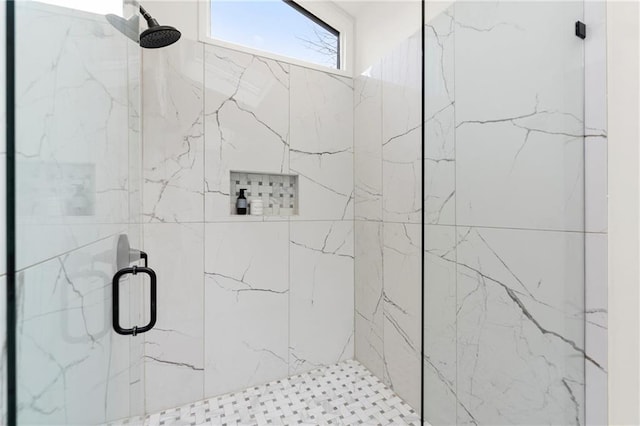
[209,0,342,70]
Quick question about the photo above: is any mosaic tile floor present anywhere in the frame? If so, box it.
[111,360,420,425]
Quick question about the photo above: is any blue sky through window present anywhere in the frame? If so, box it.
[211,1,339,69]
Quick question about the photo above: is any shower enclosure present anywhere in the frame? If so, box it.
[421,2,607,424]
[2,0,607,425]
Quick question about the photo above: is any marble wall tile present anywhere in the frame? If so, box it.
[204,222,289,397]
[423,225,457,425]
[382,223,421,411]
[418,3,606,424]
[17,235,133,425]
[454,2,583,128]
[125,13,146,411]
[584,3,608,423]
[127,16,143,228]
[584,0,608,235]
[143,40,204,223]
[381,32,422,224]
[120,226,145,420]
[424,10,455,226]
[354,66,382,222]
[204,45,290,220]
[585,135,607,234]
[424,9,454,119]
[353,27,424,414]
[15,4,132,269]
[15,5,130,224]
[454,1,585,232]
[12,4,143,424]
[456,121,584,232]
[455,227,586,425]
[585,233,607,426]
[290,221,354,375]
[290,66,354,221]
[124,6,144,397]
[140,35,357,407]
[143,223,204,413]
[354,221,384,378]
[424,104,455,226]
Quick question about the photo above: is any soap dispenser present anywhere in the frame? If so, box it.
[236,188,248,215]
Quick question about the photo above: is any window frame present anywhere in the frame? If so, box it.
[198,0,353,77]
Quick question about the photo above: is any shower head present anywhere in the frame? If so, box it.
[140,25,182,49]
[106,5,181,49]
[105,14,139,43]
[139,5,181,49]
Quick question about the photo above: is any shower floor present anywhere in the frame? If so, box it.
[111,360,420,425]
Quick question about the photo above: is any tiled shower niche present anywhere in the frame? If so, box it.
[230,171,299,216]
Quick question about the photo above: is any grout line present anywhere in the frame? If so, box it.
[379,49,387,390]
[352,67,357,367]
[287,62,292,377]
[200,39,207,403]
[452,3,459,423]
[138,217,609,235]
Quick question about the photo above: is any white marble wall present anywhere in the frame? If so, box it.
[142,37,354,411]
[354,29,423,412]
[584,2,608,425]
[419,2,606,425]
[355,2,608,423]
[422,9,457,424]
[13,2,144,424]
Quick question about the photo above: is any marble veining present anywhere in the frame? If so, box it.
[15,3,132,270]
[143,223,204,413]
[17,235,140,424]
[290,66,354,221]
[454,1,587,233]
[424,10,455,225]
[142,32,355,413]
[354,66,383,222]
[354,221,384,379]
[355,2,607,424]
[204,222,289,398]
[143,40,205,223]
[381,32,422,224]
[204,44,291,221]
[354,27,424,415]
[455,226,586,425]
[14,2,144,424]
[382,223,422,411]
[290,221,354,375]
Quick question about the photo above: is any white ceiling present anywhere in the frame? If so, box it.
[334,0,368,18]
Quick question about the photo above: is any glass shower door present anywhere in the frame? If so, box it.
[11,1,145,423]
[423,1,588,425]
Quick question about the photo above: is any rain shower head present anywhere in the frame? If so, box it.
[139,5,181,49]
[106,5,181,49]
[140,25,182,49]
